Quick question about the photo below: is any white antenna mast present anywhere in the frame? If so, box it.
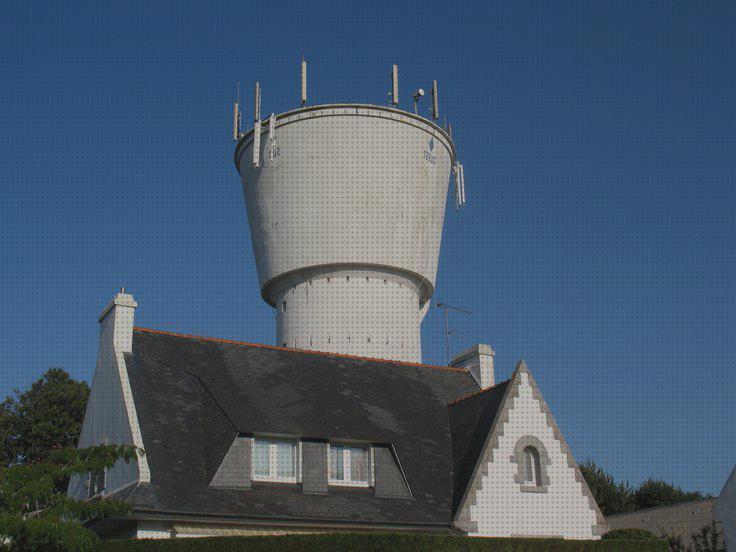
[301,56,307,106]
[233,82,241,142]
[412,88,425,115]
[430,80,439,120]
[454,162,466,209]
[390,64,399,106]
[252,81,262,167]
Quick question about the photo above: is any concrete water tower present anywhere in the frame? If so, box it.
[233,63,465,363]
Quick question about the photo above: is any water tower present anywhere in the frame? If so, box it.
[233,63,465,363]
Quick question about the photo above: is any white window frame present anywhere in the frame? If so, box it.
[251,437,301,484]
[327,443,373,488]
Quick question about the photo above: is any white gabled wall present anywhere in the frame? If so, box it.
[456,365,604,539]
[714,465,736,551]
[68,291,149,499]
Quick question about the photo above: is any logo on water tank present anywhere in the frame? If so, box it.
[423,137,437,165]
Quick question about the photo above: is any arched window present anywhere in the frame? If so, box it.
[523,446,541,486]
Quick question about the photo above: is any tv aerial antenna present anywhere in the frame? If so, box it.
[435,301,471,365]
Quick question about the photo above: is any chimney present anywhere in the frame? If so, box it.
[98,288,138,353]
[451,344,495,389]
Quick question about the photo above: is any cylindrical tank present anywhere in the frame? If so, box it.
[234,104,455,362]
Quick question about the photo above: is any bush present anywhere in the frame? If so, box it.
[101,533,669,552]
[633,479,706,511]
[602,528,658,540]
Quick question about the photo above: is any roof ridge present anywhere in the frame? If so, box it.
[447,379,510,406]
[132,327,469,374]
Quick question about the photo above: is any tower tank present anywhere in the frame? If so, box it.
[234,103,456,363]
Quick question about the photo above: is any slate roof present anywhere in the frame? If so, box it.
[447,382,511,513]
[118,328,507,528]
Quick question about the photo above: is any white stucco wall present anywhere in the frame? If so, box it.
[68,293,148,499]
[136,521,172,539]
[459,370,601,539]
[274,267,423,361]
[713,465,735,551]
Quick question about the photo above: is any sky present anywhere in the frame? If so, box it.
[1,1,734,495]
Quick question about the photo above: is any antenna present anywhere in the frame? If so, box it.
[412,88,425,115]
[233,82,240,142]
[266,113,278,163]
[390,64,399,106]
[430,80,439,120]
[301,56,307,106]
[435,301,471,365]
[454,162,466,208]
[252,82,262,167]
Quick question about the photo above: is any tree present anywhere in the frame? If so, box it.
[579,460,634,515]
[1,369,89,467]
[0,444,138,551]
[633,478,707,511]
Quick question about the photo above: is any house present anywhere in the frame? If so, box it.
[68,291,606,539]
[714,464,735,550]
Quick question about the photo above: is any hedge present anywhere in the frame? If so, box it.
[602,528,659,540]
[102,533,668,551]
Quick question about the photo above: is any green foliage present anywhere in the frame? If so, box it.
[101,533,668,552]
[689,522,724,552]
[0,368,89,467]
[579,461,634,516]
[0,444,138,551]
[602,528,658,540]
[662,533,687,552]
[0,368,138,551]
[633,479,706,511]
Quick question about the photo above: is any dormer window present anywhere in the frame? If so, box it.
[328,444,371,487]
[252,437,299,483]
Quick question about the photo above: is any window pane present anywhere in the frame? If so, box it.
[254,439,270,476]
[276,441,296,477]
[330,445,344,480]
[349,447,368,482]
[524,449,534,483]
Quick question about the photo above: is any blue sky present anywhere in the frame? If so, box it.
[1,1,734,495]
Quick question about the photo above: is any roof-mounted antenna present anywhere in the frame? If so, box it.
[435,301,471,365]
[232,82,241,142]
[300,56,307,106]
[252,81,262,167]
[412,88,425,115]
[454,162,466,209]
[430,80,439,120]
[390,64,399,106]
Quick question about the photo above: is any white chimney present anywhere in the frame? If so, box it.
[451,344,495,389]
[98,288,137,353]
